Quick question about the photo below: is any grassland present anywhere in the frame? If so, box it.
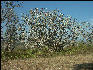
[1,43,93,70]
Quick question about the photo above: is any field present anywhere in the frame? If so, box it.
[1,54,93,70]
[1,44,93,70]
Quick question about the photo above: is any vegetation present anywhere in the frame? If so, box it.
[1,43,93,61]
[1,1,93,61]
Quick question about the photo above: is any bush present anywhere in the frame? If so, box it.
[1,43,93,61]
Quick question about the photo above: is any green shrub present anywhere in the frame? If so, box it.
[1,43,93,61]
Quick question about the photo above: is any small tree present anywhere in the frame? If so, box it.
[1,1,23,51]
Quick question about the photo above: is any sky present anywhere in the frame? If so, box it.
[16,1,93,24]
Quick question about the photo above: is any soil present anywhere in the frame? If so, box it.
[1,53,93,70]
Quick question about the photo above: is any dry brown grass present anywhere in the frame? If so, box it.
[1,53,93,70]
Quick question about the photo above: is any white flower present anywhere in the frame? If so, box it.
[59,18,61,20]
[36,8,38,9]
[50,19,52,21]
[40,15,41,17]
[52,13,53,15]
[62,14,64,16]
[37,15,39,18]
[33,20,35,22]
[28,19,30,22]
[34,10,36,12]
[38,23,40,24]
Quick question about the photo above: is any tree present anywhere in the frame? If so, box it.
[21,8,93,52]
[1,1,23,51]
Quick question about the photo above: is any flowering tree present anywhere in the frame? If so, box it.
[21,8,93,51]
[1,1,23,51]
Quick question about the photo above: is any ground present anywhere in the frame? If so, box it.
[1,53,93,70]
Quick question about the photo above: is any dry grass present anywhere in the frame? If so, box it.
[1,53,93,70]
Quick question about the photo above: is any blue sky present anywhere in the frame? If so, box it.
[16,1,93,23]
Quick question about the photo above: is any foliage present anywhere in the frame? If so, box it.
[1,1,23,51]
[21,8,93,51]
[1,43,93,61]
